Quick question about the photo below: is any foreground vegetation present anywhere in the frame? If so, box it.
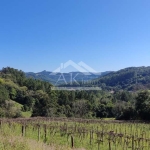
[0,118,150,150]
[0,67,150,120]
[0,134,74,150]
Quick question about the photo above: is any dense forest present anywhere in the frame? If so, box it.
[0,67,150,120]
[95,66,150,91]
[63,66,150,91]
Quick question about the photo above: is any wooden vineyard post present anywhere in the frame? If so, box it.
[21,125,24,137]
[22,124,26,137]
[132,136,134,150]
[101,132,104,145]
[44,124,47,143]
[71,135,74,148]
[38,125,40,141]
[92,127,94,139]
[90,130,92,145]
[0,121,2,129]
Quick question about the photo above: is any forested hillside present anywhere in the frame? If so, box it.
[58,66,150,92]
[0,67,150,120]
[95,66,150,91]
[0,67,54,117]
[26,71,112,85]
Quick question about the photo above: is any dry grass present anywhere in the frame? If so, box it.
[0,134,86,150]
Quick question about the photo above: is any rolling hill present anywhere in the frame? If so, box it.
[94,66,150,91]
[25,67,150,91]
[26,71,112,85]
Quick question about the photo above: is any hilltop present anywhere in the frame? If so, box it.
[95,66,150,91]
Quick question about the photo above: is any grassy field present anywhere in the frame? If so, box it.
[10,100,32,118]
[0,118,150,150]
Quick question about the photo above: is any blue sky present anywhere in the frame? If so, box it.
[0,0,150,72]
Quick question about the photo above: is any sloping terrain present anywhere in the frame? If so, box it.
[95,66,150,91]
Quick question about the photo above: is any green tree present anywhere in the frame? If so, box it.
[135,91,150,120]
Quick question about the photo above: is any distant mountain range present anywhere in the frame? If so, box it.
[26,66,150,91]
[26,71,112,85]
